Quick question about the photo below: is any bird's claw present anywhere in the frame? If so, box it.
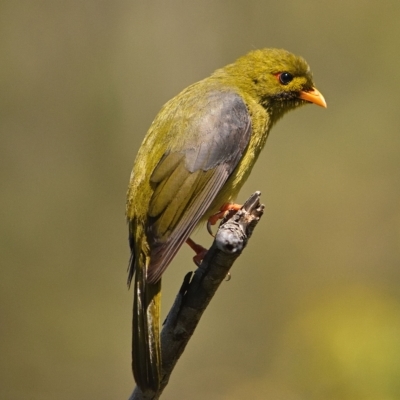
[206,203,242,237]
[207,219,216,237]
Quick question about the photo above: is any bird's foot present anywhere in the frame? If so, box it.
[186,237,208,266]
[207,203,242,236]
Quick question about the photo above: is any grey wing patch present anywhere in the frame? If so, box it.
[184,90,251,172]
[146,90,252,283]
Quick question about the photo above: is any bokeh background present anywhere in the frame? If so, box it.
[1,1,400,399]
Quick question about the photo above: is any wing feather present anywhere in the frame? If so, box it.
[147,166,229,283]
[144,90,252,283]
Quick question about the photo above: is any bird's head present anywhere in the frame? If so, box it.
[218,48,326,123]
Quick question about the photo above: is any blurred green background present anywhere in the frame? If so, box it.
[1,1,400,399]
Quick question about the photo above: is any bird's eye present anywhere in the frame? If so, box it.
[278,72,293,85]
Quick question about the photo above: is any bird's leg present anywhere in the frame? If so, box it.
[186,238,208,266]
[186,203,242,265]
[207,203,242,236]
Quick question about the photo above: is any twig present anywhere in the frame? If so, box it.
[129,191,264,400]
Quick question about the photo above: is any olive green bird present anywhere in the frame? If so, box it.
[126,48,326,391]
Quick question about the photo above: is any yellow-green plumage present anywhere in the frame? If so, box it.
[127,48,326,391]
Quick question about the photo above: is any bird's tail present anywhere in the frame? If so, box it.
[132,254,162,392]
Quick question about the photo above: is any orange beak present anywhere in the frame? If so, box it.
[299,87,327,108]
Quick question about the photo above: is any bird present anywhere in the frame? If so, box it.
[126,48,326,391]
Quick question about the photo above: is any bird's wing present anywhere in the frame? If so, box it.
[146,90,252,283]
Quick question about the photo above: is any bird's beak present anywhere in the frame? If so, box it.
[299,87,327,108]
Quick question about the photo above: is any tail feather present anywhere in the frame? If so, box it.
[132,254,162,392]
